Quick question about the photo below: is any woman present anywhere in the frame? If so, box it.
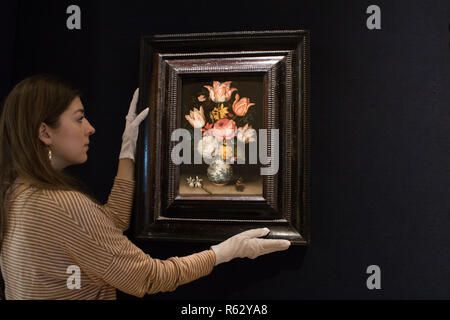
[0,74,290,300]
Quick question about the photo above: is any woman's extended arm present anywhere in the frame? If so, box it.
[59,191,215,297]
[99,89,147,231]
[60,191,288,298]
[116,158,134,181]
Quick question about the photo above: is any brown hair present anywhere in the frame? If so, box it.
[0,74,101,250]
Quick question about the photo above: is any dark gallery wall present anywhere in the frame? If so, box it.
[1,0,449,299]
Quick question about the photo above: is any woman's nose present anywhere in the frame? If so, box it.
[86,119,95,135]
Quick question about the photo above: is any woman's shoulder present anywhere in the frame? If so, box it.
[8,185,98,229]
[41,187,99,212]
[10,178,95,205]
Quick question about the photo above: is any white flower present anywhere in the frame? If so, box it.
[236,124,257,143]
[185,106,206,128]
[186,176,196,187]
[197,135,219,160]
[194,176,203,188]
[186,176,203,188]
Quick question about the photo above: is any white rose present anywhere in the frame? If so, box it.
[197,135,219,161]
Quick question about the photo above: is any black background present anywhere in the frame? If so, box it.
[1,0,449,300]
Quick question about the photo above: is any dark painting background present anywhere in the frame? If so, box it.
[1,0,449,299]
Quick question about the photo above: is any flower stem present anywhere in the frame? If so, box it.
[201,186,212,194]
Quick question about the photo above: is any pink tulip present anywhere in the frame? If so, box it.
[198,95,206,102]
[204,81,237,103]
[232,94,255,116]
[185,106,206,128]
[212,118,237,141]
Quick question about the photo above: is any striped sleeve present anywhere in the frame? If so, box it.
[56,190,216,298]
[98,177,135,232]
[102,241,216,297]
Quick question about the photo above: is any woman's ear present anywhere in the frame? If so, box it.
[38,122,52,146]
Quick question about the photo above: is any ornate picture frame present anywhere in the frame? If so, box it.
[133,30,311,245]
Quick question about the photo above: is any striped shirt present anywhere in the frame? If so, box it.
[0,177,216,300]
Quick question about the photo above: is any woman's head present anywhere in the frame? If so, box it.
[40,95,95,170]
[2,74,95,172]
[0,74,99,247]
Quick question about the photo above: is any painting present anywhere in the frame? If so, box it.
[180,76,264,196]
[133,30,311,245]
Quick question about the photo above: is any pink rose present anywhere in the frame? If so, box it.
[212,118,237,141]
[198,95,206,102]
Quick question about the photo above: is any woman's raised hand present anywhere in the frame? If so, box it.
[119,88,149,161]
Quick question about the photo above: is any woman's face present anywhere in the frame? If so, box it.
[40,96,95,170]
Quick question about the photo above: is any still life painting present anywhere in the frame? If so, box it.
[180,76,264,196]
[134,30,311,245]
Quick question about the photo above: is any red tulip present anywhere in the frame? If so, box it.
[232,94,255,116]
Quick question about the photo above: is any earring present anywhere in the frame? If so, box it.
[48,148,52,161]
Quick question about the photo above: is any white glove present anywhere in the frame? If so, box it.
[119,88,149,161]
[210,228,291,266]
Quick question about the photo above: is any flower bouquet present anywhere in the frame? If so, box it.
[184,81,257,186]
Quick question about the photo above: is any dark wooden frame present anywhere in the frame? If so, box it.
[133,30,311,245]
